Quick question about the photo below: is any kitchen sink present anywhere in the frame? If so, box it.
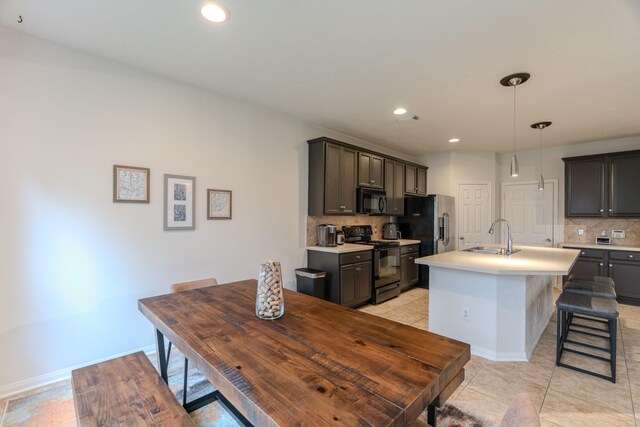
[462,246,521,255]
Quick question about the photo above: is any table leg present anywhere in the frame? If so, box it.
[427,404,436,427]
[155,329,168,383]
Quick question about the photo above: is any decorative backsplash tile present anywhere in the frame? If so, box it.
[564,218,640,246]
[306,215,392,246]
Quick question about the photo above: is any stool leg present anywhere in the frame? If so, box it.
[183,358,189,405]
[609,319,617,383]
[556,308,562,365]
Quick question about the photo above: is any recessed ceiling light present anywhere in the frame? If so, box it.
[448,138,460,143]
[393,108,407,115]
[201,2,229,23]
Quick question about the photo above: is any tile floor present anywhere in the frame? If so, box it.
[359,287,640,427]
[1,287,639,426]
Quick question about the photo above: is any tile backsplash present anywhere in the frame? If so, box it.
[307,215,392,246]
[564,218,640,246]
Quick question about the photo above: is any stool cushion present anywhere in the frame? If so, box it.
[564,280,617,299]
[567,275,615,287]
[556,292,619,319]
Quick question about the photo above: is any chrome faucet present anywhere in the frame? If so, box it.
[488,218,514,255]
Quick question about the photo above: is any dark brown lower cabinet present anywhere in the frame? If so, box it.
[341,262,373,306]
[308,249,373,308]
[565,247,640,306]
[400,244,420,291]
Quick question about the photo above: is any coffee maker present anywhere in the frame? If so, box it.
[317,224,337,247]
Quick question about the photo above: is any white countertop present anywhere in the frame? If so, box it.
[383,239,422,246]
[306,239,420,254]
[306,244,373,254]
[562,242,640,252]
[415,245,580,275]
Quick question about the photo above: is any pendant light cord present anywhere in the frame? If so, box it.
[513,84,517,156]
[539,128,543,171]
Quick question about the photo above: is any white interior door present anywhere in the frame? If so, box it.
[501,181,556,246]
[457,184,492,249]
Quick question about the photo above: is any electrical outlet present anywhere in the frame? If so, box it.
[462,307,471,321]
[578,228,585,236]
[612,230,626,238]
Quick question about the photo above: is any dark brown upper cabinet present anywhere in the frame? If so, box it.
[564,150,640,218]
[404,164,428,196]
[609,152,640,217]
[358,152,384,189]
[384,159,405,216]
[308,139,357,215]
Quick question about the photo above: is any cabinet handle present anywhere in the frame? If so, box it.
[409,257,414,260]
[394,208,398,211]
[356,268,362,271]
[609,209,613,213]
[356,256,361,259]
[610,264,613,268]
[599,263,604,266]
[600,209,604,212]
[629,255,634,259]
[581,251,586,255]
[340,205,346,209]
[370,180,375,184]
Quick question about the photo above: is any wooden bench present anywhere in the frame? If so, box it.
[72,351,195,426]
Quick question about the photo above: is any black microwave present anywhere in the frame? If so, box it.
[357,188,387,214]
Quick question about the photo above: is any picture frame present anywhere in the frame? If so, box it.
[164,174,196,230]
[207,189,232,220]
[113,165,150,203]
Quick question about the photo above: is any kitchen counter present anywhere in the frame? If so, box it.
[383,239,421,246]
[306,244,373,254]
[415,245,580,275]
[306,239,420,254]
[416,245,580,361]
[562,242,640,252]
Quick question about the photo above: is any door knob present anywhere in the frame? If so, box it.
[459,236,465,240]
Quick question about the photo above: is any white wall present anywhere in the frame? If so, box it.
[0,26,417,394]
[419,151,500,246]
[497,136,640,241]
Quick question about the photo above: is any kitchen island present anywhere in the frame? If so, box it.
[416,245,580,361]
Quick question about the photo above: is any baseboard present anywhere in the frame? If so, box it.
[0,345,155,400]
[470,345,529,362]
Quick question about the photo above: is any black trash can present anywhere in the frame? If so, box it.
[295,268,326,300]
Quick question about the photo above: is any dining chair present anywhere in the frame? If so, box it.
[168,277,219,405]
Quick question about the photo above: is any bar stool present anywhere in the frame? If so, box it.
[556,292,619,383]
[563,280,617,299]
[567,274,615,287]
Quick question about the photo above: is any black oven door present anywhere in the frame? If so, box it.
[374,247,401,288]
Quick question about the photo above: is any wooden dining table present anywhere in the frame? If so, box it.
[138,279,470,426]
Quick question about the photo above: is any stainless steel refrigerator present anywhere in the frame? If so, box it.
[397,194,455,287]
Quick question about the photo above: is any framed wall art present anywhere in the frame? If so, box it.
[113,165,150,203]
[207,189,232,219]
[164,174,196,230]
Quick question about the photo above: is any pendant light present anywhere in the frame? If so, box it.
[531,121,552,190]
[500,73,530,177]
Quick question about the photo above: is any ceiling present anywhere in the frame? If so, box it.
[2,0,640,155]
